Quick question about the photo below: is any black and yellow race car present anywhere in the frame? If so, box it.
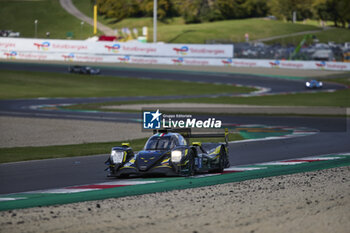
[68,65,100,75]
[105,128,230,177]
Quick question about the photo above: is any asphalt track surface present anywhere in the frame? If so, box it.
[0,61,345,94]
[0,62,349,194]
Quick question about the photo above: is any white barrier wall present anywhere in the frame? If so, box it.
[1,38,350,71]
[0,38,233,58]
[220,58,350,71]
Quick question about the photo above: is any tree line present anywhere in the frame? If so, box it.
[94,0,350,27]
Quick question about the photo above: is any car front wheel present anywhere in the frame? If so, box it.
[187,150,195,177]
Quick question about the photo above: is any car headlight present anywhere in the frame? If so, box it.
[110,150,124,164]
[171,150,183,163]
[319,82,323,86]
[306,82,310,87]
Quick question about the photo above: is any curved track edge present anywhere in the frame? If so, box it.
[1,153,349,211]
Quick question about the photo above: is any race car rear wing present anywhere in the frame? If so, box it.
[153,128,229,147]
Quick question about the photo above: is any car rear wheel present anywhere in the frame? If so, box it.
[187,150,195,177]
[211,148,225,173]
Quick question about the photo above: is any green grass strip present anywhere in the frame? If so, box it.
[0,134,243,164]
[103,88,349,107]
[93,62,305,80]
[0,0,97,39]
[62,75,350,109]
[0,69,255,99]
[0,139,147,164]
[1,61,305,82]
[1,156,349,211]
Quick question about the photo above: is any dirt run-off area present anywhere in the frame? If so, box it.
[0,116,148,148]
[1,166,349,233]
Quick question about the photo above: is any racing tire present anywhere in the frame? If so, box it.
[211,148,225,173]
[187,150,195,177]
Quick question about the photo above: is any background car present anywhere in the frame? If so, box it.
[105,128,230,177]
[305,80,323,89]
[68,65,100,75]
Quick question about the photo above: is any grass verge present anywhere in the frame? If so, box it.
[0,133,243,164]
[268,27,350,45]
[155,18,318,44]
[155,89,350,107]
[0,0,97,39]
[64,88,350,110]
[0,70,255,99]
[71,1,321,43]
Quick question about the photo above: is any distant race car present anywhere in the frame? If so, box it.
[105,128,230,177]
[305,80,323,89]
[68,65,100,75]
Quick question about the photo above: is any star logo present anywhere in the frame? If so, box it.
[151,109,161,122]
[143,109,162,129]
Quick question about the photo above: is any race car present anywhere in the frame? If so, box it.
[305,80,323,89]
[105,128,230,177]
[68,65,100,75]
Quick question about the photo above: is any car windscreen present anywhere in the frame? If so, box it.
[144,136,176,150]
